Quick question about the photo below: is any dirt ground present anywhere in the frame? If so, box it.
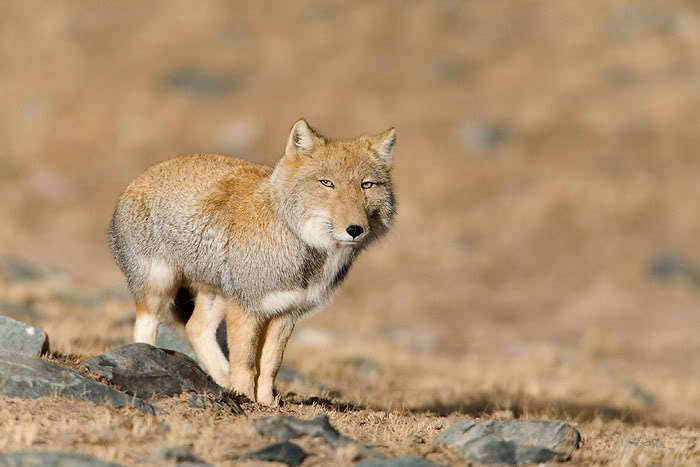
[1,1,700,465]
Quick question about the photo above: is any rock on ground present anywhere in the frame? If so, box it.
[275,366,307,384]
[353,456,441,467]
[155,324,198,361]
[0,257,44,281]
[0,451,120,467]
[238,441,307,466]
[188,392,243,414]
[82,343,234,406]
[146,447,209,466]
[338,356,381,377]
[254,415,382,461]
[0,316,49,357]
[254,415,344,447]
[435,419,581,464]
[354,456,443,467]
[0,351,154,413]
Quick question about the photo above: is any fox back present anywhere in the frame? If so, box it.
[109,119,397,318]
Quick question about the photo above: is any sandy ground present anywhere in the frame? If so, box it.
[1,1,700,465]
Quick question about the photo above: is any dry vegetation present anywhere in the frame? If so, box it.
[1,1,700,465]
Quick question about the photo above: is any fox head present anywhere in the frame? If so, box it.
[270,119,397,250]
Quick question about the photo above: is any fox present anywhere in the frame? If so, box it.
[108,119,396,405]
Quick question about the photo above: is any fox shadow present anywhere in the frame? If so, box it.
[406,391,683,427]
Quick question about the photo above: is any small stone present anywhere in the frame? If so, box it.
[648,252,700,286]
[147,447,209,466]
[0,257,43,281]
[188,392,244,414]
[156,323,228,364]
[156,324,198,362]
[434,420,477,447]
[0,316,49,357]
[255,415,341,446]
[0,351,154,413]
[608,6,667,41]
[458,120,509,153]
[432,59,467,81]
[162,67,242,98]
[354,456,443,467]
[0,451,120,466]
[623,382,656,407]
[239,441,307,466]
[276,367,307,384]
[82,344,232,403]
[435,418,581,464]
[254,415,382,460]
[339,357,380,377]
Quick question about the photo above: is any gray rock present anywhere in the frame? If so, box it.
[156,324,198,361]
[339,356,380,377]
[254,414,344,445]
[0,451,120,467]
[435,419,581,464]
[459,120,509,153]
[0,316,49,357]
[354,456,443,467]
[434,420,477,446]
[648,252,700,286]
[466,439,558,465]
[623,382,656,407]
[432,59,468,81]
[0,257,43,281]
[162,67,242,97]
[608,6,668,41]
[0,351,154,413]
[82,344,231,403]
[276,366,307,384]
[147,447,209,466]
[156,323,227,363]
[239,441,307,466]
[188,392,244,414]
[254,415,382,460]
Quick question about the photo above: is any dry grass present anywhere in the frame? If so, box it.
[1,281,699,465]
[2,0,700,465]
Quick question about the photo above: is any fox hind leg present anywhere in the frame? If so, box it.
[133,259,177,345]
[186,291,229,386]
[134,301,161,344]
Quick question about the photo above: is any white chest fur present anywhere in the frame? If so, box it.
[260,247,353,315]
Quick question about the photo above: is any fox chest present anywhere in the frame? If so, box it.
[259,248,354,316]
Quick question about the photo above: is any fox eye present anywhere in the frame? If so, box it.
[361,181,375,189]
[319,179,335,188]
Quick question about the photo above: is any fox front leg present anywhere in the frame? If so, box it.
[255,314,296,406]
[225,301,265,401]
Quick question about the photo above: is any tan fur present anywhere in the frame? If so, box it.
[109,119,396,404]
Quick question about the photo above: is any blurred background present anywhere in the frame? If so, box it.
[1,0,699,421]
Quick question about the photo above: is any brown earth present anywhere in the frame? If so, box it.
[1,1,700,465]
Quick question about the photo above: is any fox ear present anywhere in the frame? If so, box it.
[369,127,397,168]
[286,119,318,156]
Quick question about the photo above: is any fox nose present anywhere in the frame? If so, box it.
[346,225,364,239]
